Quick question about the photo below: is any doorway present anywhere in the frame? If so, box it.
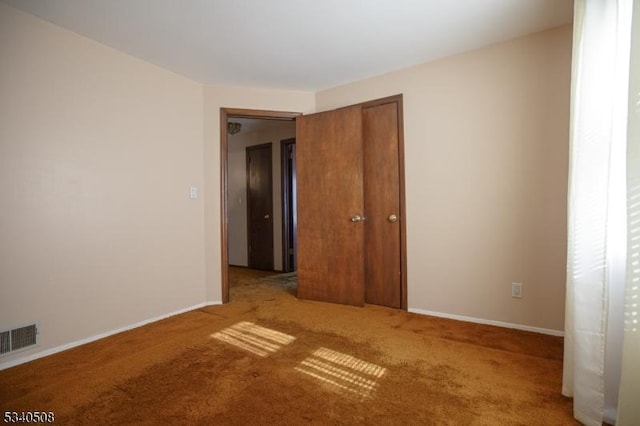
[221,109,300,302]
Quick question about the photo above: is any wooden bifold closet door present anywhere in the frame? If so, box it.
[296,96,405,309]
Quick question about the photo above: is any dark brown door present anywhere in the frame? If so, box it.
[296,105,365,306]
[281,138,297,273]
[363,101,402,308]
[247,143,273,270]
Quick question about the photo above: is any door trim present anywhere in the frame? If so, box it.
[281,138,297,273]
[220,108,300,303]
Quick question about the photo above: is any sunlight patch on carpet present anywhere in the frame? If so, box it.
[210,321,296,357]
[295,347,387,398]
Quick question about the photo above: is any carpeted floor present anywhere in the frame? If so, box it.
[0,267,577,425]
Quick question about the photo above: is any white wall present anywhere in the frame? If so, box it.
[227,137,249,267]
[227,120,296,269]
[0,4,206,365]
[316,26,572,332]
[0,3,316,367]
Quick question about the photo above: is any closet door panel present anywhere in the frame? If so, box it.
[296,105,365,306]
[363,101,402,308]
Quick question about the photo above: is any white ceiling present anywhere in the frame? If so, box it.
[2,0,573,91]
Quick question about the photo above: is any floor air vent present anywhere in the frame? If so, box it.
[0,324,38,356]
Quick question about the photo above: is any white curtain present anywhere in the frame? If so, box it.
[617,1,640,424]
[562,0,636,425]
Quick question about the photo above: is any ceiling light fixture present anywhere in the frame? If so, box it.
[227,122,241,135]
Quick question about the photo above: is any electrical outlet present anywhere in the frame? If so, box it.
[512,282,523,298]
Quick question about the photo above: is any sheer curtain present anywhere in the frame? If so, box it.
[617,1,640,423]
[562,0,637,425]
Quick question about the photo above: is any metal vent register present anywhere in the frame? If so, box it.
[0,324,38,356]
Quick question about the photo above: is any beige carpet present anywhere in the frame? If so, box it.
[0,267,576,425]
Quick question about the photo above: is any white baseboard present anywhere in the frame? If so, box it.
[0,300,223,371]
[407,307,564,337]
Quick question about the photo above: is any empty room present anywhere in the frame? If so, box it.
[1,1,638,425]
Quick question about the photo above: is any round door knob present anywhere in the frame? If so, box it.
[264,214,270,219]
[351,215,363,222]
[388,214,398,223]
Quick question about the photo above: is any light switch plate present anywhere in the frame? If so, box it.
[512,282,523,298]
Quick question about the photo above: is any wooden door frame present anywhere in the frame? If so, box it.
[220,108,300,303]
[280,138,297,273]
